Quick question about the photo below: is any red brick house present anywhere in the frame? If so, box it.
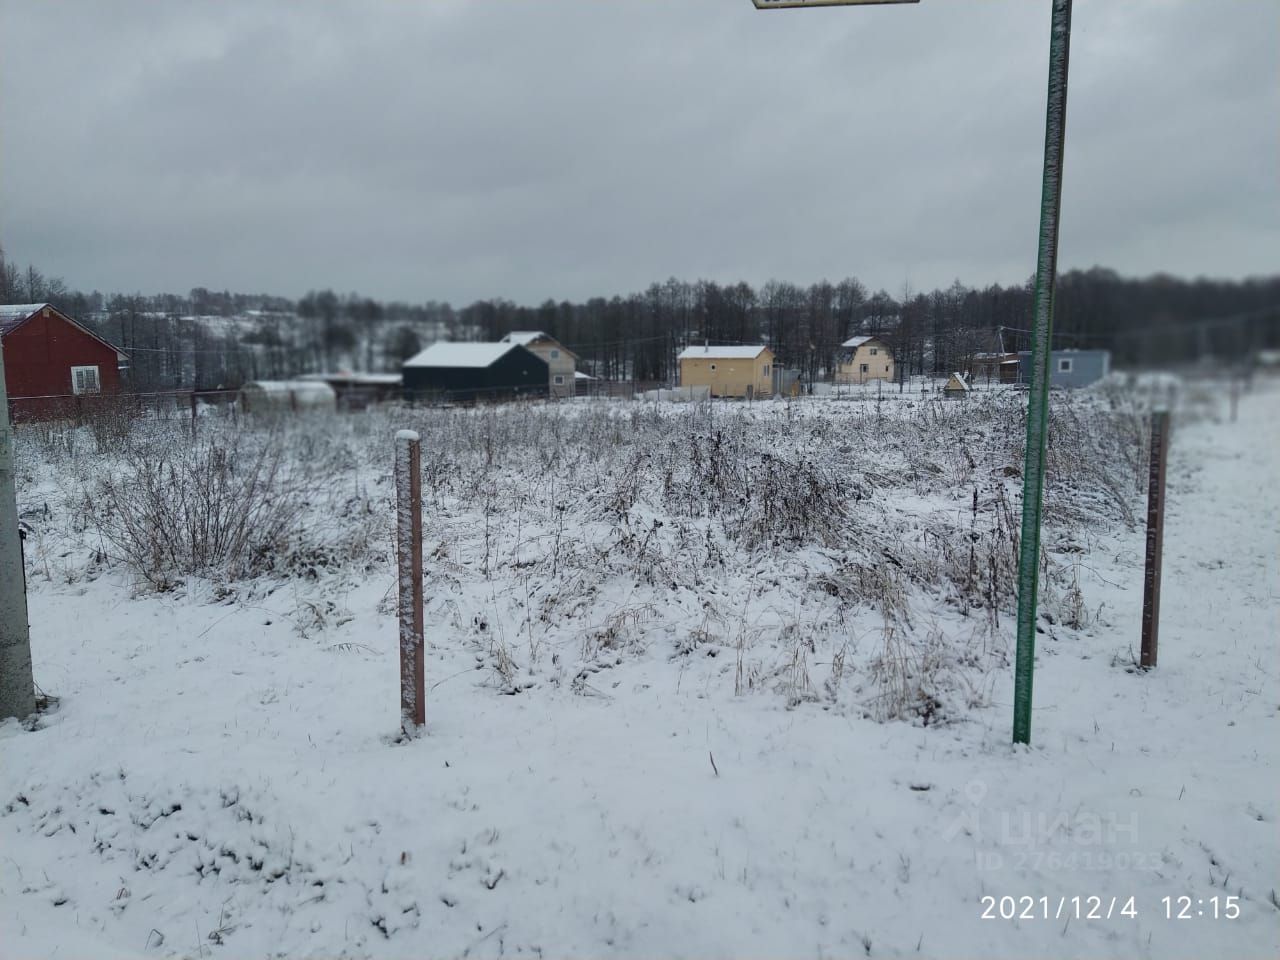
[1,303,129,421]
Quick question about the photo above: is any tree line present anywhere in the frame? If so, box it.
[3,243,1277,391]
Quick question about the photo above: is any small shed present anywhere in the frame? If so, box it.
[943,372,970,399]
[1016,349,1111,388]
[238,380,337,414]
[971,352,1024,385]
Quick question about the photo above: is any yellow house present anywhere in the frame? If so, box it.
[678,344,775,398]
[835,336,894,384]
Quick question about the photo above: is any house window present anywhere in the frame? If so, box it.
[71,365,100,394]
[550,349,560,359]
[710,363,717,371]
[870,348,878,356]
[860,364,869,373]
[553,375,565,385]
[885,365,890,372]
[1058,358,1073,373]
[762,364,771,376]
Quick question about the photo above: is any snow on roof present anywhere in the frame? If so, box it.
[0,303,47,336]
[403,342,521,368]
[676,345,770,361]
[842,335,885,349]
[499,330,579,359]
[574,371,594,380]
[500,331,547,346]
[240,380,336,395]
[0,302,129,357]
[0,303,47,320]
[298,371,402,385]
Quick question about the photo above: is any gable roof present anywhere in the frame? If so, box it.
[499,331,546,346]
[842,335,888,349]
[677,344,771,361]
[403,342,528,369]
[0,302,129,358]
[500,330,578,359]
[0,303,50,337]
[298,371,403,385]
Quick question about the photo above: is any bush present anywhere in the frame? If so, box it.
[94,434,301,588]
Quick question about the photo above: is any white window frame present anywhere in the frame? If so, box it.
[553,374,565,385]
[860,363,869,374]
[762,364,771,376]
[71,365,101,395]
[1058,358,1073,373]
[870,347,878,356]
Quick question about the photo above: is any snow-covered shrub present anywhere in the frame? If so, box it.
[867,623,948,724]
[93,431,302,588]
[82,394,136,454]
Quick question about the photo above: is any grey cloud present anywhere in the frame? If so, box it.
[1,0,1275,303]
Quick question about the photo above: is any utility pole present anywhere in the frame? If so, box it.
[1012,0,1073,745]
[0,336,36,720]
[749,0,1073,745]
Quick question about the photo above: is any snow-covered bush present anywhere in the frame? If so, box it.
[92,430,302,589]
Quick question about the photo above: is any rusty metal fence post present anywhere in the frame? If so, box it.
[1140,410,1170,669]
[395,430,425,735]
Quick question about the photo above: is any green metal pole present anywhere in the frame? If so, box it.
[1013,0,1073,746]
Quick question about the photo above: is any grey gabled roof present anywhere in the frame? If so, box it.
[404,342,524,369]
[0,302,129,358]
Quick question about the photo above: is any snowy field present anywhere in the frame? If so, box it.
[1,379,1277,959]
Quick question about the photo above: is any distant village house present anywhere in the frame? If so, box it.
[402,342,549,403]
[971,348,1111,389]
[835,336,894,385]
[677,344,775,399]
[1,302,129,421]
[1033,349,1111,388]
[499,331,577,398]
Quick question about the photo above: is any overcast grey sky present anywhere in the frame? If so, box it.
[1,0,1276,304]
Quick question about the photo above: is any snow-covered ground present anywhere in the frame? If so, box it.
[1,379,1276,959]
